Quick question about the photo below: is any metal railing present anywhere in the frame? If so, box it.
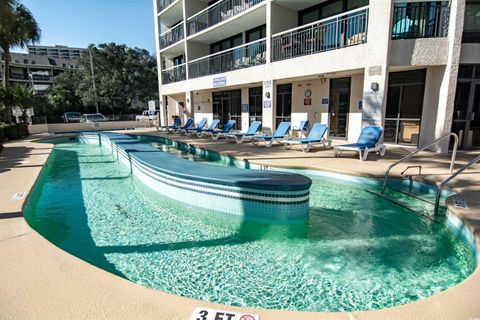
[157,0,176,13]
[160,23,184,49]
[31,74,52,81]
[272,7,368,62]
[161,63,186,84]
[187,0,264,36]
[392,2,450,39]
[433,154,480,217]
[189,39,266,79]
[382,133,459,194]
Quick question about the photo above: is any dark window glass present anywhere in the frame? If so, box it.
[347,0,368,10]
[322,1,343,18]
[276,84,292,117]
[475,65,480,79]
[464,2,480,33]
[249,87,263,115]
[458,65,474,79]
[246,25,266,42]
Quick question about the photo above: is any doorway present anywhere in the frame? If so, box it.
[212,90,241,129]
[453,75,480,149]
[276,84,292,128]
[384,69,426,145]
[329,77,351,138]
[249,87,263,124]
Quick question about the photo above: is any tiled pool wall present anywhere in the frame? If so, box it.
[78,132,311,223]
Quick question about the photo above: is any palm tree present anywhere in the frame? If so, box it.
[0,1,40,122]
[12,84,35,122]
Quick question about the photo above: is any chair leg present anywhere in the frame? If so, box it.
[266,140,273,148]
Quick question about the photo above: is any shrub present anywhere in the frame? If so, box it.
[0,123,29,142]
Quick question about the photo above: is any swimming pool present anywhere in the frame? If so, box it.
[25,136,476,312]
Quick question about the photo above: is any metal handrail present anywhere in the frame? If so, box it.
[381,133,459,194]
[433,153,480,217]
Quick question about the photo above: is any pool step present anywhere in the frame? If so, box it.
[365,188,445,222]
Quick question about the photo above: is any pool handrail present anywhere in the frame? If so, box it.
[433,153,480,217]
[381,132,459,195]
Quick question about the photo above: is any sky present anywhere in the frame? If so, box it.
[20,0,156,54]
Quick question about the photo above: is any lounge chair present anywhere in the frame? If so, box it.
[291,120,309,138]
[334,125,386,161]
[170,118,193,133]
[195,119,220,137]
[203,120,236,139]
[250,122,291,147]
[178,118,207,135]
[225,121,262,143]
[157,117,181,132]
[283,123,331,152]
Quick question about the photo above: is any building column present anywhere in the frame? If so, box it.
[160,95,168,126]
[262,80,274,134]
[241,88,249,131]
[361,0,394,131]
[433,0,466,152]
[185,91,195,123]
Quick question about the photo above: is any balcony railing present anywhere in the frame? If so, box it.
[188,39,266,79]
[9,73,27,80]
[160,23,184,49]
[272,7,369,62]
[32,74,52,81]
[392,2,450,39]
[187,0,264,36]
[157,0,176,13]
[162,63,186,84]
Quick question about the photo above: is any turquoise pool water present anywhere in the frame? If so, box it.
[25,138,476,312]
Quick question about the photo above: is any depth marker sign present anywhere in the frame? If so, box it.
[190,307,259,320]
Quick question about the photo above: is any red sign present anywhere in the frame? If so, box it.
[304,98,312,106]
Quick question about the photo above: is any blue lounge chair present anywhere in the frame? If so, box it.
[283,123,331,152]
[195,119,220,137]
[179,118,207,135]
[225,121,262,143]
[334,125,386,161]
[291,120,309,138]
[158,117,181,132]
[203,120,236,139]
[251,122,291,148]
[170,118,193,133]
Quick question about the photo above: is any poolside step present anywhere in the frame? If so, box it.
[365,188,445,222]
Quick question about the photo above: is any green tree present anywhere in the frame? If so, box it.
[0,1,40,122]
[12,84,34,122]
[48,71,83,114]
[75,43,158,114]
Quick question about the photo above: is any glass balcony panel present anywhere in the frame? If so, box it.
[187,0,264,36]
[188,39,266,79]
[272,7,368,62]
[160,23,184,49]
[161,63,186,84]
[392,2,450,39]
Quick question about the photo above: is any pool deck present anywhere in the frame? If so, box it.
[0,131,479,319]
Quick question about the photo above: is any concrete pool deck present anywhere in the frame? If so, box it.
[0,131,479,319]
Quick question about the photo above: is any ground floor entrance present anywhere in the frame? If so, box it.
[212,89,241,129]
[329,77,351,139]
[452,65,480,150]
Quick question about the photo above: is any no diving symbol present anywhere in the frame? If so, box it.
[239,315,256,320]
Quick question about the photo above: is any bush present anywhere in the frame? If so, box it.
[0,123,29,142]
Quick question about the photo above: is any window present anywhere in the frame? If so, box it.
[210,34,243,54]
[463,1,480,42]
[299,0,368,26]
[172,55,185,66]
[249,87,263,123]
[246,25,266,42]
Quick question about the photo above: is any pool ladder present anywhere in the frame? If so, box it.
[380,133,460,220]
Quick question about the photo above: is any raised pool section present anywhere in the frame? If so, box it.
[78,132,312,222]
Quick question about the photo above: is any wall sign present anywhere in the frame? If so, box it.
[264,101,272,108]
[190,307,259,320]
[213,76,227,88]
[304,98,312,106]
[263,80,272,88]
[241,104,249,113]
[321,98,329,105]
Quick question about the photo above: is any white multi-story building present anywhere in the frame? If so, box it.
[153,0,480,151]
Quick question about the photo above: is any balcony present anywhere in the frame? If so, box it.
[9,73,27,80]
[157,0,176,13]
[160,23,184,49]
[392,2,450,39]
[187,0,264,37]
[272,7,369,62]
[31,74,52,81]
[188,39,266,79]
[162,63,186,84]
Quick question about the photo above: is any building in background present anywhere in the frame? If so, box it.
[27,44,85,59]
[0,45,84,95]
[153,0,480,151]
